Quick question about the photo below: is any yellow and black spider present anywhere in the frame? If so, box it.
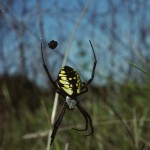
[41,40,97,145]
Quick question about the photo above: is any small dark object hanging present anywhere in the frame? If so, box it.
[48,40,58,49]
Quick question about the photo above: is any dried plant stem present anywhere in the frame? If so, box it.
[62,0,94,66]
[51,93,59,125]
[51,0,94,126]
[46,130,52,150]
[48,1,93,149]
[64,143,69,150]
[46,0,93,150]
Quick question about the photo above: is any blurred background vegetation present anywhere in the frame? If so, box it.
[0,0,150,149]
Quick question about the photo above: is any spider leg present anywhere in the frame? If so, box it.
[41,42,64,97]
[83,40,97,88]
[41,42,58,89]
[77,86,88,96]
[77,102,94,136]
[81,82,86,90]
[72,102,88,131]
[51,102,68,145]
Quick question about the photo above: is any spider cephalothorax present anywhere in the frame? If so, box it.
[41,40,97,145]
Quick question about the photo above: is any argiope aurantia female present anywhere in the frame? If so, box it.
[41,40,97,145]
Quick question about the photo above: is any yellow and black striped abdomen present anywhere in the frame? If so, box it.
[57,66,81,96]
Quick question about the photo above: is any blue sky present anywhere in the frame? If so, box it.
[0,0,150,87]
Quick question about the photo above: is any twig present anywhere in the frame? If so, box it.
[46,130,52,150]
[64,143,69,150]
[51,0,94,126]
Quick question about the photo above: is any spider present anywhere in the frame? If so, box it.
[41,40,97,145]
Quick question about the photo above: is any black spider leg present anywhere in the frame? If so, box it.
[83,40,97,88]
[77,82,88,96]
[73,101,94,136]
[41,42,65,98]
[72,101,88,131]
[78,102,94,136]
[51,102,68,145]
[77,87,88,96]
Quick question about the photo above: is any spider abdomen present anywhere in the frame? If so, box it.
[57,66,81,96]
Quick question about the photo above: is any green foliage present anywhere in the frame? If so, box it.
[0,75,150,149]
[129,62,150,76]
